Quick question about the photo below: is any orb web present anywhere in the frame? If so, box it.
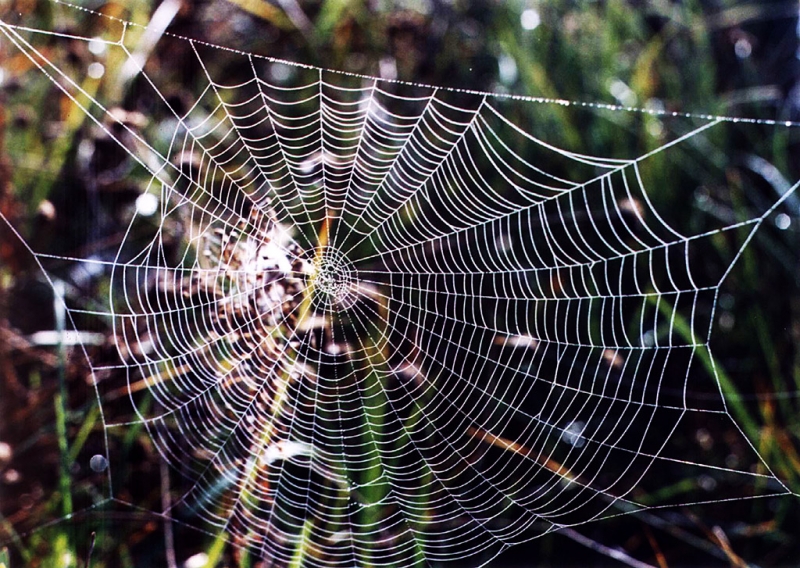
[0,3,798,567]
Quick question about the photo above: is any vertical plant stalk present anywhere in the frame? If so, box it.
[355,289,432,566]
[288,518,315,568]
[160,458,178,568]
[52,279,72,565]
[53,280,72,518]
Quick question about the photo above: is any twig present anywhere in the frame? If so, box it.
[118,0,182,88]
[559,527,657,568]
[711,526,750,568]
[684,509,756,568]
[643,526,669,568]
[85,532,96,568]
[161,458,178,568]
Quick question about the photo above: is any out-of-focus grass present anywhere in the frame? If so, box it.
[0,547,10,568]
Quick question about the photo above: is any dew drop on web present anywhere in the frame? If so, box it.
[89,454,108,472]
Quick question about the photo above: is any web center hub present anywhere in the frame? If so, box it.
[311,248,356,306]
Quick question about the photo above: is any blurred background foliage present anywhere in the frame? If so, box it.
[1,0,800,566]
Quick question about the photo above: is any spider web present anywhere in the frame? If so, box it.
[1,4,798,566]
